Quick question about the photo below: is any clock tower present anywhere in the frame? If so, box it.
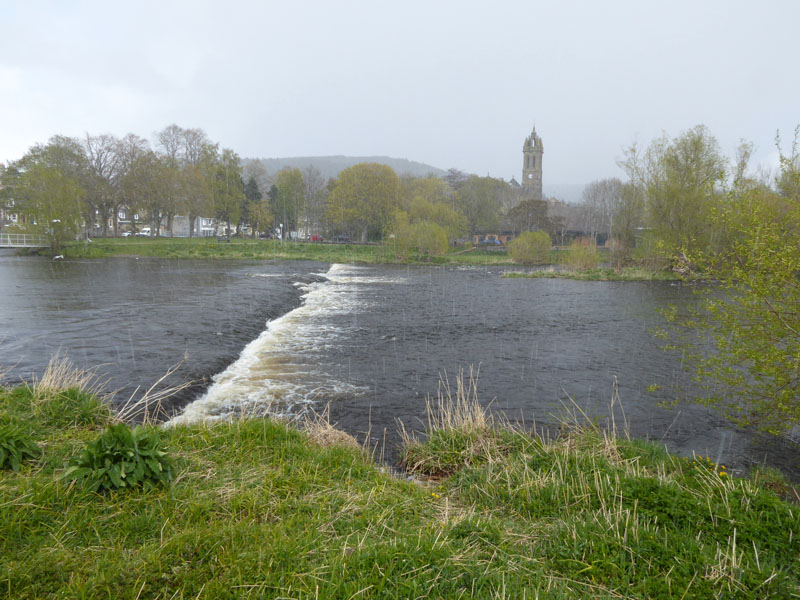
[522,126,543,200]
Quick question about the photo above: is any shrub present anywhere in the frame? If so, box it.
[393,220,449,260]
[563,241,600,270]
[508,231,551,264]
[63,423,173,492]
[0,420,42,471]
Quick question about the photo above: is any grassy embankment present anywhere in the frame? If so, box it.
[61,237,681,280]
[62,237,516,266]
[2,363,798,598]
[503,267,680,281]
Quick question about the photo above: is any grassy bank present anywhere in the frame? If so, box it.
[503,267,682,281]
[58,238,681,279]
[61,237,516,266]
[2,368,798,598]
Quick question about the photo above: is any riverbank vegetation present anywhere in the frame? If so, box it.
[2,366,799,598]
[504,267,680,281]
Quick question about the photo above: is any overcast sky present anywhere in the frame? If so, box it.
[1,0,798,189]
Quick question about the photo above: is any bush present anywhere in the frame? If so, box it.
[508,231,551,264]
[394,220,449,260]
[63,423,173,492]
[0,420,41,471]
[562,241,600,270]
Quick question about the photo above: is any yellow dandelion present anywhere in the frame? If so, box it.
[719,471,728,477]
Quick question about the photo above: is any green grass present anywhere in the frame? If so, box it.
[63,237,519,266]
[62,239,683,281]
[504,266,681,281]
[2,366,798,598]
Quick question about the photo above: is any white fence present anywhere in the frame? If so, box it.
[0,233,49,248]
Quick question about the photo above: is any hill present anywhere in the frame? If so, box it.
[246,155,447,179]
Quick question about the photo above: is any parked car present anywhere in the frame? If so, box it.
[122,232,132,237]
[311,234,323,242]
[333,234,351,243]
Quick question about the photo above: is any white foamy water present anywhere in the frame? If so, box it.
[168,264,402,425]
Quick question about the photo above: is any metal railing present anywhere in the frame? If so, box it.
[0,233,49,248]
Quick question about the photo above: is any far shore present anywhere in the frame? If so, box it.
[34,237,682,280]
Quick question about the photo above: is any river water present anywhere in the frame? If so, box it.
[1,253,797,477]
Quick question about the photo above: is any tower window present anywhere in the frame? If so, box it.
[525,155,529,169]
[531,157,536,169]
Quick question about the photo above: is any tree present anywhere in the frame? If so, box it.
[116,134,151,233]
[212,148,245,236]
[272,168,304,236]
[12,163,84,251]
[580,178,623,242]
[399,176,450,210]
[661,132,800,434]
[634,126,727,254]
[302,165,328,236]
[611,182,645,261]
[389,211,449,260]
[504,198,553,236]
[243,176,263,237]
[507,230,551,264]
[83,134,121,236]
[327,163,399,242]
[407,196,467,241]
[453,175,507,234]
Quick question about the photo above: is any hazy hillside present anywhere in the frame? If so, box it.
[243,155,585,203]
[246,156,447,179]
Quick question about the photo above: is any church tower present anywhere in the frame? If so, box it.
[522,126,543,200]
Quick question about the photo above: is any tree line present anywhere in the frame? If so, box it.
[1,130,565,254]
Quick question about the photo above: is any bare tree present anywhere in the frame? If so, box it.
[580,178,623,242]
[84,134,121,236]
[302,165,327,235]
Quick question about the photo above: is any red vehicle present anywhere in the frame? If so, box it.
[311,234,323,242]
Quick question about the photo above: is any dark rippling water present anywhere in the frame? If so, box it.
[1,253,797,478]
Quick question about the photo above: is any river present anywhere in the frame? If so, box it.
[1,253,796,477]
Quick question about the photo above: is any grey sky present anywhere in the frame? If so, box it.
[1,0,798,188]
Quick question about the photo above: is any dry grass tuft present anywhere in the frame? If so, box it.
[34,351,106,398]
[116,359,194,424]
[426,366,492,433]
[303,403,360,450]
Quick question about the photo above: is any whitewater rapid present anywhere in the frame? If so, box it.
[168,264,402,425]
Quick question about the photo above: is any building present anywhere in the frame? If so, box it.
[521,126,544,201]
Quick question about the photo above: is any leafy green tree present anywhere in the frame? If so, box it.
[508,230,552,264]
[399,176,450,210]
[13,163,84,251]
[630,126,727,254]
[389,211,449,260]
[408,196,467,241]
[662,144,800,434]
[327,163,399,242]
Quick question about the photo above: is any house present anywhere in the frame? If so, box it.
[473,231,515,246]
